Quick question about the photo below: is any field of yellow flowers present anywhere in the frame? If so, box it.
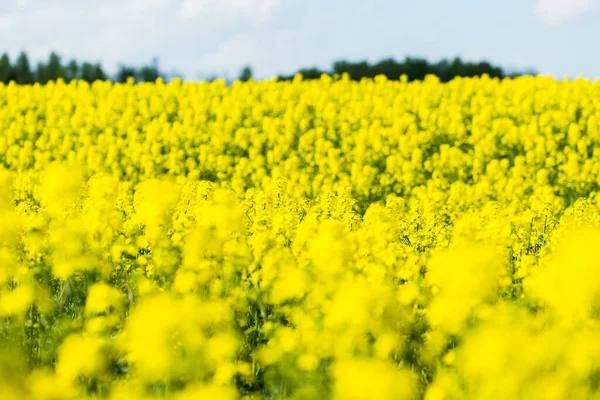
[1,73,600,399]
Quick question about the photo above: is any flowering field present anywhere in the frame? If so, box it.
[1,74,600,399]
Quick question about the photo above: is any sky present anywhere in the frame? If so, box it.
[0,0,599,81]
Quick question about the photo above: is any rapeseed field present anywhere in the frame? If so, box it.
[1,74,600,399]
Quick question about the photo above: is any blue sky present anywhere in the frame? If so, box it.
[0,0,599,80]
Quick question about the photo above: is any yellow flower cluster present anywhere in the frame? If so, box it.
[1,74,600,399]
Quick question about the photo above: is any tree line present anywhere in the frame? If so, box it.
[0,51,163,85]
[276,57,534,82]
[0,51,533,85]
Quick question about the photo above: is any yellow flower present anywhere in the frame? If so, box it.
[0,285,34,316]
[332,359,415,400]
[56,334,106,380]
[85,282,124,315]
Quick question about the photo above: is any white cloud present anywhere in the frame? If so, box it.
[197,35,258,75]
[196,29,296,79]
[126,0,170,12]
[179,0,281,23]
[0,0,288,79]
[15,0,31,9]
[535,0,600,26]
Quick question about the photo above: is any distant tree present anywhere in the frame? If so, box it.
[14,52,34,84]
[46,52,65,82]
[79,62,107,83]
[138,58,161,82]
[333,60,370,79]
[300,67,325,80]
[238,65,253,82]
[0,53,13,84]
[447,57,466,79]
[138,66,157,82]
[93,63,106,81]
[371,58,402,79]
[35,62,46,84]
[278,67,323,81]
[36,52,65,83]
[116,65,137,83]
[65,60,79,82]
[80,62,95,83]
[403,57,430,81]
